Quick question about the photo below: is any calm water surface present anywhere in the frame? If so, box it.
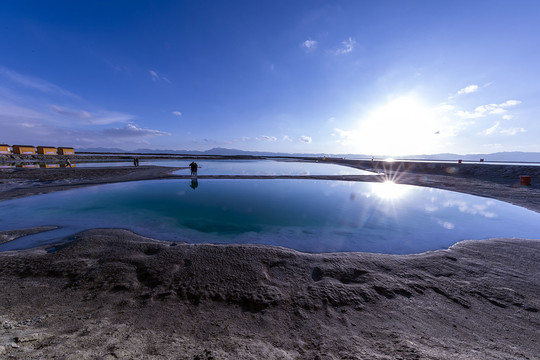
[77,159,375,175]
[1,179,539,254]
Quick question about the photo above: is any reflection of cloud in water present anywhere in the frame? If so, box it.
[443,200,497,218]
[438,220,455,230]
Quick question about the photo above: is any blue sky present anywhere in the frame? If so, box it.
[1,0,539,155]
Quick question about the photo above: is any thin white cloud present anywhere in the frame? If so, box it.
[336,37,356,55]
[51,105,91,119]
[500,127,526,135]
[438,104,454,112]
[256,135,277,142]
[0,66,78,98]
[483,121,500,135]
[482,121,526,136]
[456,100,521,120]
[282,135,292,142]
[0,101,46,120]
[500,100,521,107]
[299,135,312,143]
[457,84,479,95]
[51,105,133,125]
[172,111,182,117]
[149,70,171,83]
[502,114,514,120]
[448,84,479,99]
[333,128,357,146]
[102,124,170,138]
[302,39,318,51]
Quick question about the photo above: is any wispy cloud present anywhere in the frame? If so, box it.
[482,121,526,136]
[256,135,277,141]
[149,70,170,83]
[500,127,526,135]
[51,105,134,125]
[282,135,292,142]
[483,121,500,135]
[333,128,357,146]
[456,100,521,119]
[299,135,312,143]
[302,39,318,51]
[51,105,91,119]
[448,84,479,99]
[102,124,171,138]
[457,84,479,96]
[0,66,78,98]
[438,104,455,112]
[336,37,356,55]
[172,111,182,117]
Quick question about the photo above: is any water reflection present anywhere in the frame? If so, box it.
[370,181,410,200]
[0,179,539,254]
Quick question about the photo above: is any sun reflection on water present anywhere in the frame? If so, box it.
[371,181,410,200]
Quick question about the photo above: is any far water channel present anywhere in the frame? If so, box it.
[1,179,539,254]
[77,159,376,176]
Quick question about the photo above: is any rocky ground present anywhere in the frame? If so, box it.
[0,157,539,359]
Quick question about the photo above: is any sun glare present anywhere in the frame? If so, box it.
[372,181,409,200]
[353,94,444,156]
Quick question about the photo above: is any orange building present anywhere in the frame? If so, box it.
[0,144,10,154]
[57,147,75,155]
[37,146,58,155]
[12,145,36,155]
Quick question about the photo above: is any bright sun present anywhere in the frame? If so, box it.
[352,94,445,156]
[371,181,409,200]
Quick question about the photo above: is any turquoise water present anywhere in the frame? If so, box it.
[1,179,539,254]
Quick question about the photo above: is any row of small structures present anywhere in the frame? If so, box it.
[0,144,75,155]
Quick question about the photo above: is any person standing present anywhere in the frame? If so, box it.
[190,161,198,176]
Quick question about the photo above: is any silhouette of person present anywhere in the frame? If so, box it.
[133,158,140,167]
[190,178,198,190]
[66,158,72,168]
[190,161,198,176]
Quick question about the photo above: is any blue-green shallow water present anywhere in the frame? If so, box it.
[1,179,539,254]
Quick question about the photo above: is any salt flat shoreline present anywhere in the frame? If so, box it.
[1,158,539,359]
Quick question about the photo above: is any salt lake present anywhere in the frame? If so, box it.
[1,178,539,254]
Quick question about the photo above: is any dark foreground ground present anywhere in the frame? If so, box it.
[1,230,538,359]
[0,157,539,359]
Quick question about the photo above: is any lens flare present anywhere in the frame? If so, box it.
[371,181,409,200]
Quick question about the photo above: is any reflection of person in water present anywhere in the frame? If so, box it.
[190,161,198,176]
[190,178,198,190]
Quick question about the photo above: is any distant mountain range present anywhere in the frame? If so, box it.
[76,147,540,163]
